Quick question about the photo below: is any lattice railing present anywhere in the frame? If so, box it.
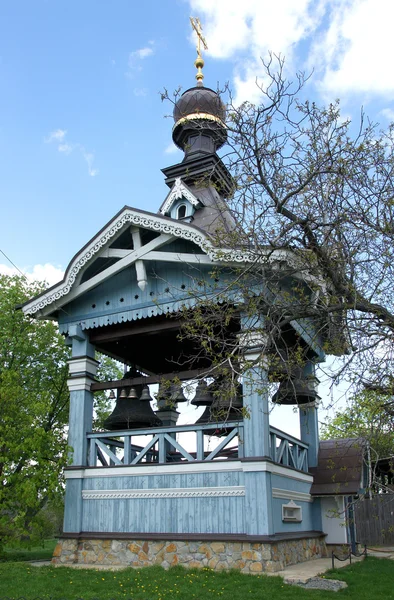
[269,426,309,472]
[87,422,244,467]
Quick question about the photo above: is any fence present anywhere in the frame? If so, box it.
[355,494,394,546]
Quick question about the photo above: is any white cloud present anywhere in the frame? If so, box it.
[45,129,98,177]
[164,142,180,155]
[312,0,394,99]
[133,87,148,97]
[380,108,394,122]
[127,41,155,77]
[188,0,394,104]
[45,128,67,143]
[0,263,64,286]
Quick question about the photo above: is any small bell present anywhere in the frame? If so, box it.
[140,386,153,402]
[109,390,116,400]
[127,387,139,399]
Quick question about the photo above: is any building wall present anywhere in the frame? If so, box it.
[320,496,347,544]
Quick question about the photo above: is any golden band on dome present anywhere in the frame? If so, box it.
[173,112,226,132]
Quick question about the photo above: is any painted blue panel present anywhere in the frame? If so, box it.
[58,264,237,332]
[64,479,83,533]
[271,474,312,494]
[69,390,93,466]
[82,496,245,534]
[83,470,243,491]
[271,498,317,533]
[243,471,273,535]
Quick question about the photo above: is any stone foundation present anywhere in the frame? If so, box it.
[52,535,327,573]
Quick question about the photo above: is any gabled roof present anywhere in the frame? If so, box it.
[159,177,202,215]
[310,438,368,496]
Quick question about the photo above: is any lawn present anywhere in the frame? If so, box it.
[0,538,57,562]
[0,557,393,600]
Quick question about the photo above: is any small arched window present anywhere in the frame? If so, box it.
[177,204,187,219]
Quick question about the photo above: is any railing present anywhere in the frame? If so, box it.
[87,421,244,467]
[269,426,309,472]
[86,423,309,472]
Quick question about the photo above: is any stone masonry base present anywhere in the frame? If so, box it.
[52,535,327,573]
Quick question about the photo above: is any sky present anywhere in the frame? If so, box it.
[1,0,393,434]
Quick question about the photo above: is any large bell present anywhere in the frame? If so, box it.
[191,380,215,407]
[271,378,321,405]
[104,384,162,430]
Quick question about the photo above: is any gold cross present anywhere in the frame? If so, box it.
[190,17,208,58]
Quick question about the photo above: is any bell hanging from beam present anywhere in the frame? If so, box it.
[190,380,215,407]
[271,377,321,405]
[156,381,186,409]
[103,384,162,430]
[196,380,243,434]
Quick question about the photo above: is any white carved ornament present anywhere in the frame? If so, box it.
[159,178,200,215]
[82,486,245,500]
[22,208,302,316]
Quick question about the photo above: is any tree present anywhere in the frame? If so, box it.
[167,55,394,407]
[321,391,394,460]
[0,275,70,547]
[0,275,121,548]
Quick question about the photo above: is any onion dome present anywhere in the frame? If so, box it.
[172,85,227,155]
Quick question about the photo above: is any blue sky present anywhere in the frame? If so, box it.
[1,0,394,282]
[2,0,393,433]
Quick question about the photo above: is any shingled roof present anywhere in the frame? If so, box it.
[310,438,368,496]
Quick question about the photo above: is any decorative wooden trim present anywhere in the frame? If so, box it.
[64,459,313,482]
[82,486,245,500]
[272,488,312,503]
[60,530,326,543]
[160,178,201,215]
[21,206,305,317]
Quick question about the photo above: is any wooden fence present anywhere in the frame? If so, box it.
[355,494,394,546]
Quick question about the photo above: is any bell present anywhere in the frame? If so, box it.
[104,384,162,430]
[191,380,215,407]
[140,385,153,402]
[272,378,321,405]
[109,390,116,400]
[195,381,243,435]
[156,382,186,409]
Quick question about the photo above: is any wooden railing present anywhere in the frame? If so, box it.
[87,422,244,467]
[269,426,309,472]
[86,423,309,472]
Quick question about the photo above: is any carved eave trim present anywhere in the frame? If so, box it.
[21,206,320,319]
[159,177,202,216]
[82,486,245,500]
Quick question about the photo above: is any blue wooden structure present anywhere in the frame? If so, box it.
[21,52,354,572]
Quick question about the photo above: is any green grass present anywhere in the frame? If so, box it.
[0,538,57,562]
[0,557,392,600]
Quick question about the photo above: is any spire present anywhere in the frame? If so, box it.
[190,17,208,86]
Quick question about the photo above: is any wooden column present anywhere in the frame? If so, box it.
[63,324,98,534]
[299,362,320,469]
[240,314,274,535]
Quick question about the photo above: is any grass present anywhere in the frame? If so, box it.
[0,557,393,600]
[0,538,57,562]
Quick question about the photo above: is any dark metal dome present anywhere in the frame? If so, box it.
[173,86,226,123]
[172,86,227,154]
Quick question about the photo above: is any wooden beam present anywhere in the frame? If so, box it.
[64,232,174,305]
[90,367,213,391]
[89,318,181,343]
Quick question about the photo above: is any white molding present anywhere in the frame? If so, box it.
[67,376,94,392]
[272,488,312,503]
[143,251,214,265]
[82,486,245,500]
[22,206,306,317]
[64,460,313,482]
[160,178,200,215]
[68,356,99,377]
